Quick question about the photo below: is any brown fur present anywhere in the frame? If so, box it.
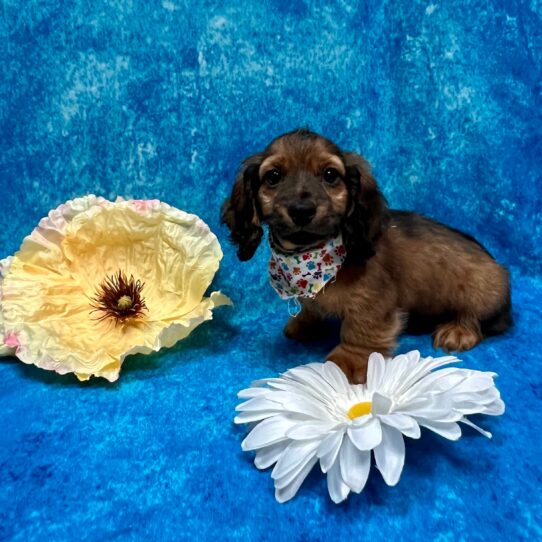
[222,129,512,383]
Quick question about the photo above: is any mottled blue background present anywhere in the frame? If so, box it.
[0,1,541,541]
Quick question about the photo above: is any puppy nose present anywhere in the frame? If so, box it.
[288,201,316,226]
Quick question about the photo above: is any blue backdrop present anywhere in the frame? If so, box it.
[0,1,541,540]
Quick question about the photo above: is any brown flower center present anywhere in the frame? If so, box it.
[90,270,147,324]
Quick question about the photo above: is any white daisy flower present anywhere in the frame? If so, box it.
[235,351,504,504]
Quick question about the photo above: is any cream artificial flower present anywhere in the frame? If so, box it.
[0,196,230,381]
[0,256,14,356]
[235,351,504,503]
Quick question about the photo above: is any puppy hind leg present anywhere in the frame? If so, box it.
[433,314,482,353]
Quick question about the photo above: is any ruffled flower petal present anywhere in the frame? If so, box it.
[0,196,230,381]
[0,257,15,356]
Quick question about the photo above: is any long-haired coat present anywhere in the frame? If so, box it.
[222,129,511,382]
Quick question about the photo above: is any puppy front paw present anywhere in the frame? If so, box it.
[327,345,370,384]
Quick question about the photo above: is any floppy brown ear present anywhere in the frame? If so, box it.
[342,152,389,264]
[221,154,264,261]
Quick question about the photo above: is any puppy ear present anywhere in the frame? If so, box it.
[221,154,264,261]
[342,152,389,264]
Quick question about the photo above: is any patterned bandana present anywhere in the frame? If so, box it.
[268,235,346,301]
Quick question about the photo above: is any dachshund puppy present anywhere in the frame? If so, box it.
[222,129,512,383]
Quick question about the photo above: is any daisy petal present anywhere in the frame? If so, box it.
[417,419,462,440]
[235,396,281,412]
[339,436,371,493]
[319,430,345,473]
[284,366,334,397]
[275,457,318,503]
[405,350,421,364]
[237,387,270,399]
[395,356,460,397]
[453,372,498,393]
[287,421,338,440]
[242,416,298,450]
[254,443,287,469]
[272,440,320,486]
[367,352,386,392]
[348,418,383,451]
[327,459,350,503]
[234,410,282,424]
[379,353,416,394]
[317,428,344,458]
[399,402,462,423]
[379,414,421,439]
[374,426,405,486]
[483,398,505,416]
[371,392,392,415]
[268,391,330,419]
[323,361,350,394]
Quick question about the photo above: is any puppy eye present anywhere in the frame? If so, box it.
[323,167,340,185]
[263,168,282,187]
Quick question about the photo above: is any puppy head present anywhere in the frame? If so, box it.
[221,129,388,263]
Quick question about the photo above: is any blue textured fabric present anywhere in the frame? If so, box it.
[0,1,541,540]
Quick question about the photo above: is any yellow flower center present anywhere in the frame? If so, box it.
[117,295,133,310]
[347,402,372,420]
